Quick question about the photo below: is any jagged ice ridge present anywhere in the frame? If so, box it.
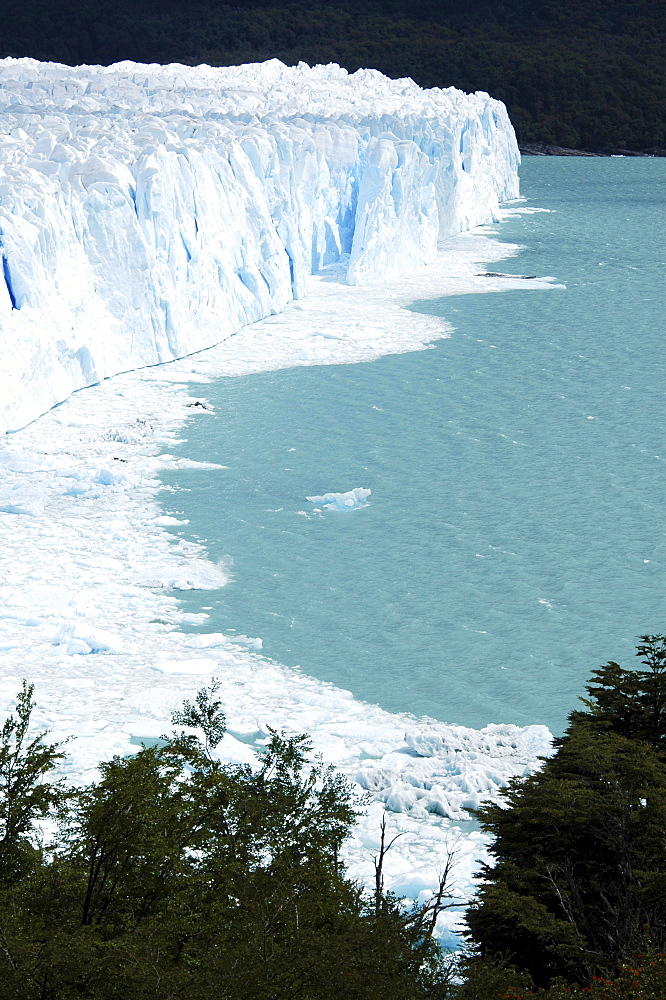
[0,57,518,434]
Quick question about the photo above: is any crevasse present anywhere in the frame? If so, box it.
[0,58,519,434]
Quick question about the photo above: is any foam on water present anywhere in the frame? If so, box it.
[0,225,555,947]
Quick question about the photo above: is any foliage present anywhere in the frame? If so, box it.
[2,636,666,997]
[570,634,666,747]
[0,0,664,151]
[0,680,64,885]
[464,636,666,990]
[450,951,666,998]
[170,674,227,755]
[0,681,453,999]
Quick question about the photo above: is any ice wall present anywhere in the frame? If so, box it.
[0,58,519,433]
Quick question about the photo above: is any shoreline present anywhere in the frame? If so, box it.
[519,142,666,157]
[0,227,556,948]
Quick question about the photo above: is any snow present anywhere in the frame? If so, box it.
[0,57,561,947]
[0,57,519,435]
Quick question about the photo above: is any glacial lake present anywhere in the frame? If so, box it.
[161,157,666,734]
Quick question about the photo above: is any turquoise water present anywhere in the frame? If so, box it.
[162,158,666,734]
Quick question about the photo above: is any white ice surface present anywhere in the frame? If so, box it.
[0,227,557,948]
[0,57,519,434]
[306,487,371,510]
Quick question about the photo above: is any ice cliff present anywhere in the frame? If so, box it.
[0,58,519,433]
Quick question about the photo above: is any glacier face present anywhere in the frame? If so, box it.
[0,57,519,434]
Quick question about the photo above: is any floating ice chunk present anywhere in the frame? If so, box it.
[136,556,232,590]
[228,634,263,650]
[95,467,126,486]
[0,486,44,515]
[51,623,124,654]
[309,731,351,762]
[152,657,218,674]
[156,456,227,471]
[306,487,371,510]
[186,633,231,649]
[121,721,170,741]
[62,639,93,656]
[405,722,552,759]
[353,722,553,821]
[187,632,262,650]
[0,449,56,473]
[58,730,137,782]
[212,733,260,768]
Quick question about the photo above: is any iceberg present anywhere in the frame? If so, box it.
[306,487,371,510]
[0,57,519,434]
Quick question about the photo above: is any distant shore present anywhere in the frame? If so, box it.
[519,143,666,157]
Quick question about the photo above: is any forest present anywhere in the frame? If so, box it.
[0,0,664,153]
[0,637,665,998]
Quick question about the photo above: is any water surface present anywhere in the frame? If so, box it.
[162,158,666,733]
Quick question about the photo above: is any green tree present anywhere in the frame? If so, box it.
[0,680,64,885]
[0,682,453,999]
[464,636,666,989]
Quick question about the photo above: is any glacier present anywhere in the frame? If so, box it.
[0,57,518,435]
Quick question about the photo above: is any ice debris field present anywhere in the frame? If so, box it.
[0,58,558,945]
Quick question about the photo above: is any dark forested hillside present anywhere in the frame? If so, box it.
[0,0,664,151]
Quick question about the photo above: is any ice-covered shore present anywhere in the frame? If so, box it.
[0,226,555,946]
[0,59,557,944]
[0,57,518,434]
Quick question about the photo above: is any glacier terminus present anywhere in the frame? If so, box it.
[0,57,519,434]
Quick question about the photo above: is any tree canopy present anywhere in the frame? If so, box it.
[464,635,666,992]
[2,637,666,997]
[0,680,452,999]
